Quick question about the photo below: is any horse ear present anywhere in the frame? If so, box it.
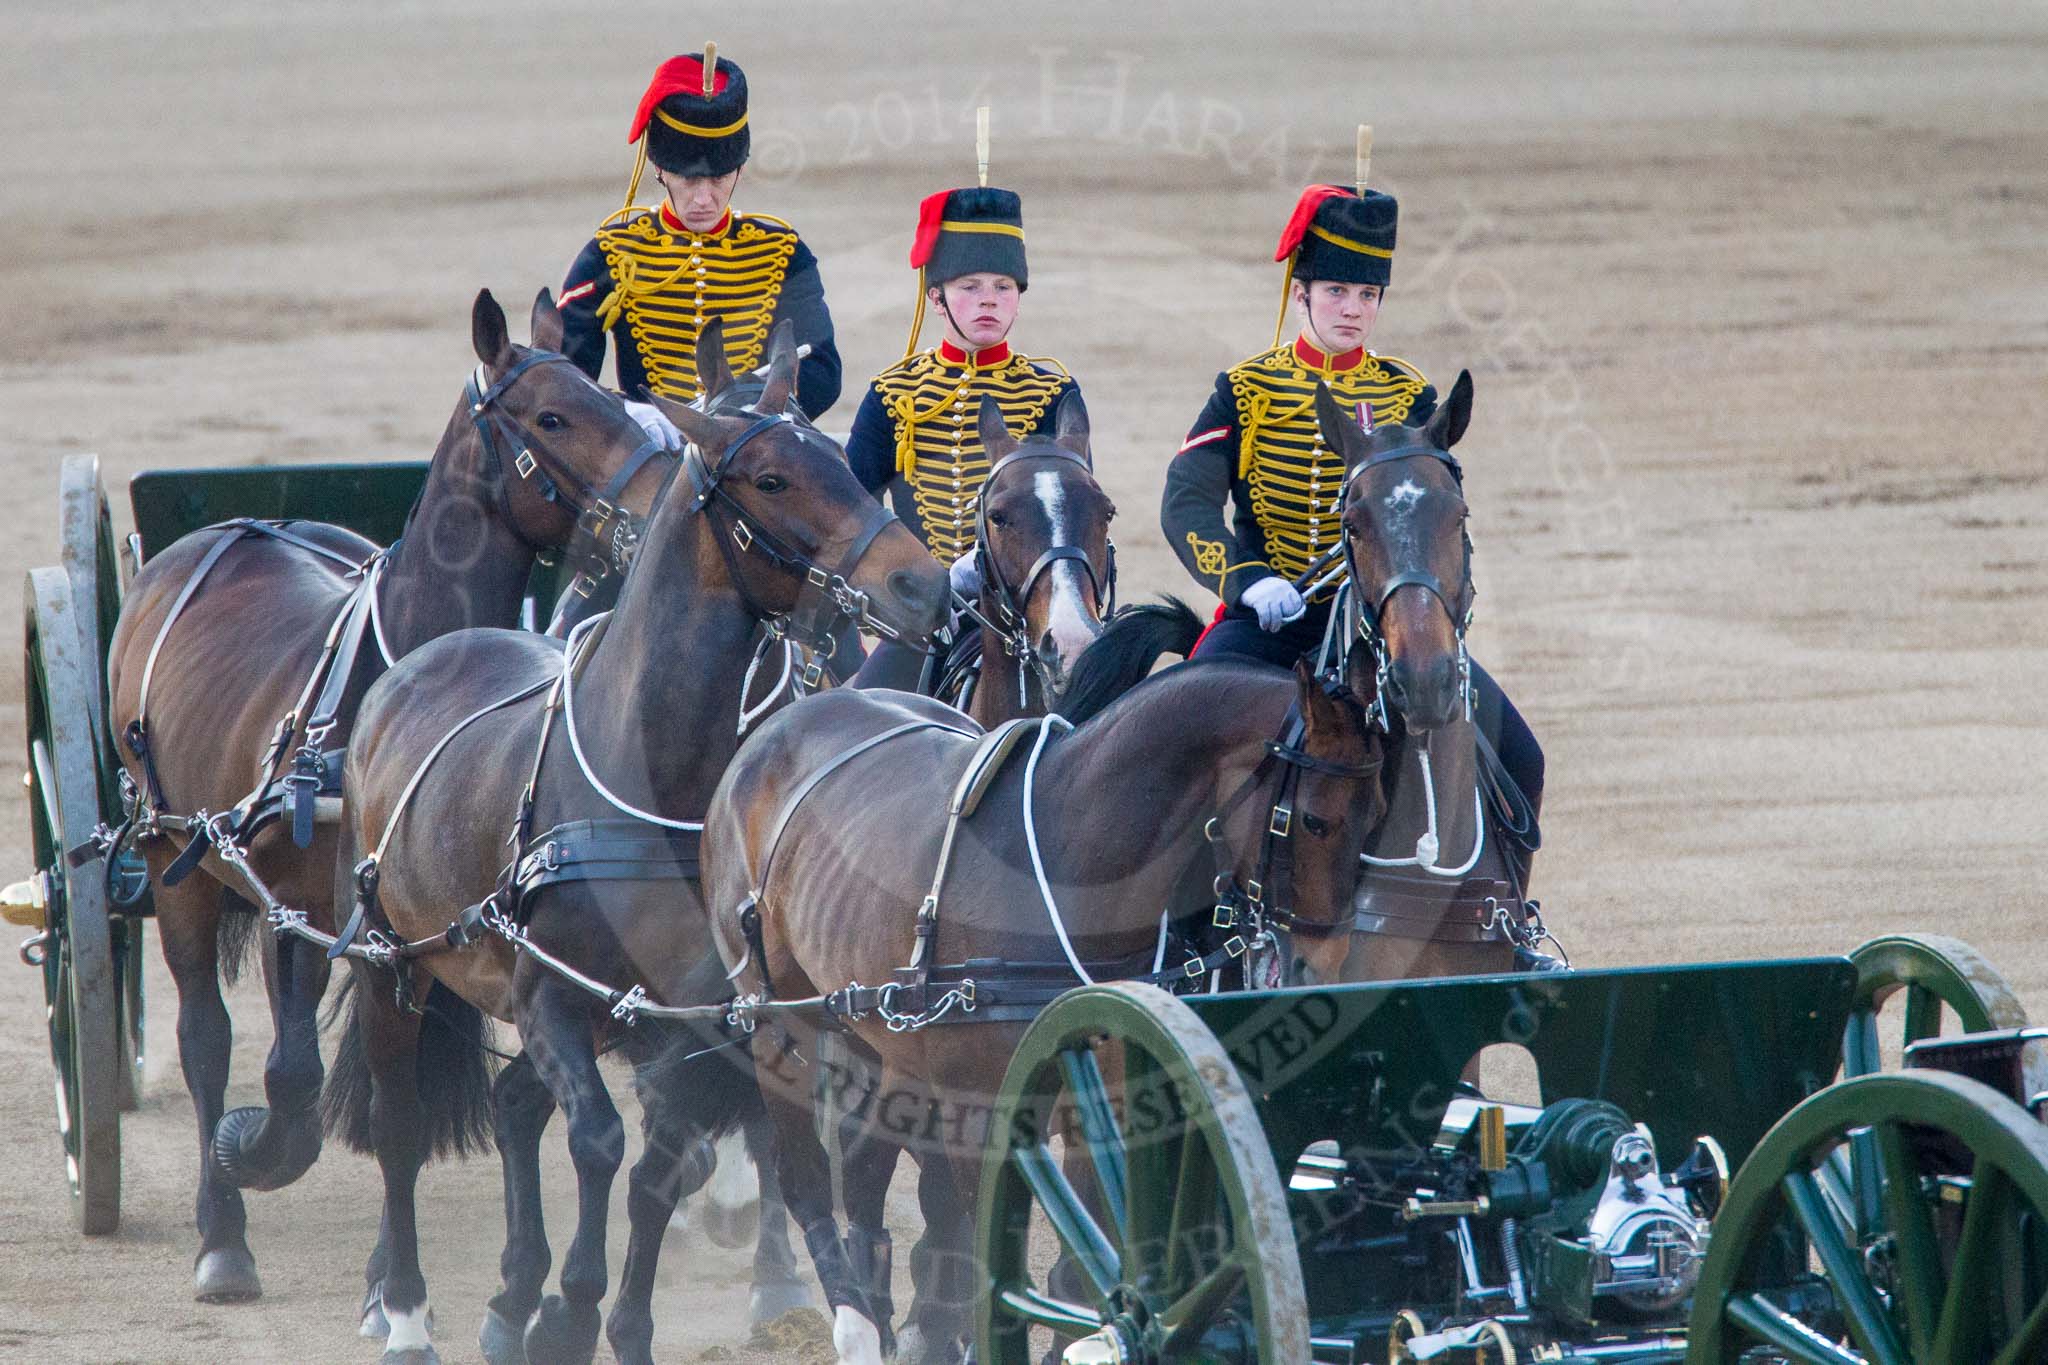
[1052,389,1092,463]
[1294,655,1362,747]
[1424,369,1474,451]
[529,287,564,353]
[978,395,1019,463]
[646,389,723,453]
[697,316,736,400]
[1313,381,1368,467]
[755,319,799,414]
[472,289,514,371]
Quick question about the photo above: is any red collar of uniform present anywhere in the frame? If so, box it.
[938,339,1012,368]
[658,203,733,238]
[1294,335,1366,372]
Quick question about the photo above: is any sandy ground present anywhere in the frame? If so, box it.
[2,2,2046,1360]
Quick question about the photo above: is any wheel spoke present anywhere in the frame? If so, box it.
[1989,1284,2048,1365]
[1058,1044,1129,1246]
[1727,1292,1872,1365]
[1013,1139,1121,1299]
[1783,1169,1908,1365]
[1164,1129,1220,1293]
[1902,984,1942,1047]
[1158,1252,1249,1351]
[1818,1147,1861,1242]
[993,1285,1107,1335]
[1843,1007,1882,1077]
[1871,1122,1942,1358]
[1931,1162,2010,1362]
[1119,1047,1179,1287]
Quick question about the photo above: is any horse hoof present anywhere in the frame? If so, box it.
[193,1246,262,1303]
[701,1195,760,1249]
[361,1285,434,1339]
[748,1276,817,1328]
[522,1294,600,1365]
[479,1306,531,1365]
[378,1349,440,1365]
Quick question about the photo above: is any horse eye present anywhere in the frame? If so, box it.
[1301,814,1332,839]
[987,511,1008,528]
[754,474,788,494]
[536,412,564,432]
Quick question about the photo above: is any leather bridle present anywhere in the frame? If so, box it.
[464,350,670,600]
[961,444,1117,700]
[1337,442,1477,730]
[682,409,916,688]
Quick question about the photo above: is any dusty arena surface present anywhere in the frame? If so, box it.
[3,2,2045,1360]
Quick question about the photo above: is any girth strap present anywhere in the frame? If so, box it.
[512,818,703,896]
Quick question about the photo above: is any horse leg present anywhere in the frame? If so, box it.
[479,1050,555,1365]
[156,869,260,1303]
[349,972,440,1365]
[758,1025,885,1365]
[605,1030,752,1365]
[895,1156,975,1365]
[745,1107,817,1326]
[520,985,623,1365]
[834,1053,902,1347]
[212,920,332,1192]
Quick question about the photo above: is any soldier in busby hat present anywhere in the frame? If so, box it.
[844,182,1082,686]
[558,47,842,439]
[1161,177,1544,809]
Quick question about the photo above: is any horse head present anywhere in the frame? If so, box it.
[649,320,950,647]
[465,287,674,582]
[973,391,1116,698]
[1324,371,1476,734]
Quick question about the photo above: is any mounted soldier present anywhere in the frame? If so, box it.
[1161,166,1545,816]
[846,152,1083,688]
[559,45,843,440]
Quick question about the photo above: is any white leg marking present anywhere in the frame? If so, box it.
[1032,469,1098,667]
[706,1129,759,1211]
[833,1304,885,1365]
[384,1301,433,1351]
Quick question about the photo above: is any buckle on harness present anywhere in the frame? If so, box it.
[1245,878,1264,905]
[806,566,830,589]
[1184,956,1207,980]
[1213,902,1236,929]
[800,657,825,690]
[515,450,538,479]
[732,520,754,553]
[1225,935,1248,958]
[1268,804,1293,837]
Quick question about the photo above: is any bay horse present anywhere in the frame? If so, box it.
[698,638,1389,1362]
[1326,369,1547,982]
[325,322,949,1365]
[930,393,1116,724]
[102,288,670,1303]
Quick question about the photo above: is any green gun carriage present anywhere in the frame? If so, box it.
[8,454,431,1232]
[972,934,2048,1364]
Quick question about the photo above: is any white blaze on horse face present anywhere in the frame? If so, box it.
[1385,479,1425,512]
[1033,468,1099,668]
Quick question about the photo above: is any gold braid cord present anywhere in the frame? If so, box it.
[594,210,800,398]
[872,351,1070,562]
[1230,344,1429,590]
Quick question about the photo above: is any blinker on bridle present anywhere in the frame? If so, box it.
[1337,441,1476,730]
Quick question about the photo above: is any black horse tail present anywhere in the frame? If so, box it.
[1057,597,1205,726]
[217,885,261,985]
[321,971,498,1161]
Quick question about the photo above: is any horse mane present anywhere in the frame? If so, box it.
[1054,598,1205,726]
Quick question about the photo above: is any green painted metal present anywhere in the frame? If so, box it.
[976,981,1310,1365]
[23,567,122,1233]
[1842,933,2030,1078]
[128,461,430,560]
[1686,1069,2048,1364]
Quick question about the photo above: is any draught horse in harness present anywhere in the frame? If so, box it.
[324,322,949,1365]
[101,289,670,1304]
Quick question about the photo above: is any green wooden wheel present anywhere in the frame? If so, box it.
[1843,934,2031,1078]
[974,982,1308,1364]
[24,566,122,1233]
[1686,1070,2048,1365]
[57,454,147,1112]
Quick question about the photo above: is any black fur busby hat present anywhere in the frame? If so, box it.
[1277,185,1397,287]
[913,187,1029,290]
[630,51,750,178]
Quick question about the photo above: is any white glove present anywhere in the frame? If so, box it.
[1240,577,1306,632]
[949,551,982,597]
[622,398,683,451]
